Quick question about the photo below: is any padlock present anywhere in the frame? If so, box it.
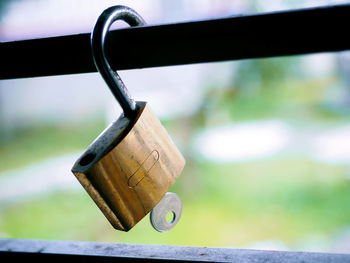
[71,6,185,232]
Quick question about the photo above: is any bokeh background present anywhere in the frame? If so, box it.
[1,0,350,253]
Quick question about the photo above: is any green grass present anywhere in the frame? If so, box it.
[0,120,106,173]
[1,71,349,249]
[1,158,349,248]
[201,76,349,124]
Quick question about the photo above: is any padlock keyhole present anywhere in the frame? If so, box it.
[79,153,96,166]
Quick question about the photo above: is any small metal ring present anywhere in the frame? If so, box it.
[150,192,182,232]
[91,6,146,117]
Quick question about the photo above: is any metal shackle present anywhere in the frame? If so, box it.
[91,5,146,117]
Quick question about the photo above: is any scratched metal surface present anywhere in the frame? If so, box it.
[1,238,350,262]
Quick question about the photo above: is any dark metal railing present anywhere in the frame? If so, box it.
[1,239,350,263]
[1,4,350,79]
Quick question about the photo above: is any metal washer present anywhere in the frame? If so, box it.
[150,192,182,232]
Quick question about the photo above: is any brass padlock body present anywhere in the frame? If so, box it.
[72,102,185,231]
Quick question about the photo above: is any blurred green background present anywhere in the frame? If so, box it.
[1,0,350,253]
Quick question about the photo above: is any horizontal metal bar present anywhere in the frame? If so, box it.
[1,4,350,79]
[1,238,350,262]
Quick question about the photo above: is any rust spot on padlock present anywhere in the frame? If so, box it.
[128,150,160,188]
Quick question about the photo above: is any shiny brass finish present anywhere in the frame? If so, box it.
[72,102,185,231]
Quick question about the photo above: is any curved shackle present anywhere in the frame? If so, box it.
[91,6,146,117]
